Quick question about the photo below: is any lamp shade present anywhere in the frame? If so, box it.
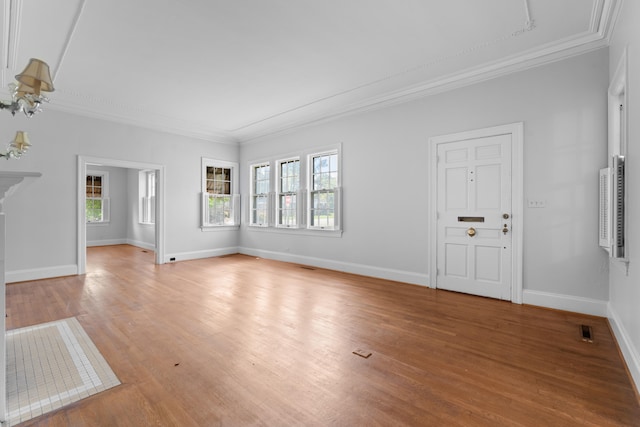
[15,58,55,95]
[16,82,36,97]
[10,131,31,151]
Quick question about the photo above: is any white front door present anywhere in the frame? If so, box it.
[435,133,513,300]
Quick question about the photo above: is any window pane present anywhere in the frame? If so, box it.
[86,198,103,222]
[329,154,338,172]
[148,172,156,198]
[252,195,268,224]
[253,164,269,198]
[279,193,297,226]
[329,172,338,189]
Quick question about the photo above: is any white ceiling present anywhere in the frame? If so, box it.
[0,0,618,144]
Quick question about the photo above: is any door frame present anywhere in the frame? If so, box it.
[77,155,166,274]
[428,122,524,303]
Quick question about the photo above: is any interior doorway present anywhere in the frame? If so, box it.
[77,156,166,274]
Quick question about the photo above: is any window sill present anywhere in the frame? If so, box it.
[87,221,110,226]
[201,225,240,232]
[246,225,342,238]
[139,222,155,226]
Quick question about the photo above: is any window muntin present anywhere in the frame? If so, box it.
[202,159,239,228]
[250,163,270,226]
[277,159,300,227]
[86,173,109,223]
[309,152,338,229]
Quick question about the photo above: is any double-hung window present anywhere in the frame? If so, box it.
[250,163,270,226]
[309,150,340,230]
[202,158,240,228]
[86,171,109,223]
[277,158,300,227]
[139,170,156,224]
[246,145,341,234]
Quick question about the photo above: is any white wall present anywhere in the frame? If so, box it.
[0,110,239,282]
[607,0,640,392]
[86,165,128,246]
[240,49,610,311]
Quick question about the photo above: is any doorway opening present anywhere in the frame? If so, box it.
[77,156,166,274]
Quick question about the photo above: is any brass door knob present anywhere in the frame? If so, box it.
[467,227,476,237]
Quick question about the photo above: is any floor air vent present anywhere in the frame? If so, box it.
[580,325,594,343]
[300,266,316,270]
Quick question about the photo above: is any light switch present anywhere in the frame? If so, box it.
[527,200,546,208]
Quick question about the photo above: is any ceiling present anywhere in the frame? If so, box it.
[0,0,619,144]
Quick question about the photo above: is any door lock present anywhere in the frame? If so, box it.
[503,213,510,219]
[467,227,476,237]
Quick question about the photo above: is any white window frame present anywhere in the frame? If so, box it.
[245,144,342,237]
[139,169,156,225]
[607,48,629,266]
[307,148,341,231]
[86,170,110,224]
[201,158,240,229]
[249,162,271,227]
[276,157,302,228]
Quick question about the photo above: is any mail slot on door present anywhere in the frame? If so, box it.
[457,216,485,222]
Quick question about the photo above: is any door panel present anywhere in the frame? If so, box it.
[436,134,512,300]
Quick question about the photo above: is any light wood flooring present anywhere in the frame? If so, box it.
[6,245,640,426]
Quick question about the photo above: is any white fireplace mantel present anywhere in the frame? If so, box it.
[0,170,41,422]
[0,171,42,212]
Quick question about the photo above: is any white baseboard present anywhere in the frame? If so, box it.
[238,247,430,286]
[87,239,128,247]
[86,239,155,251]
[126,239,156,251]
[608,304,640,393]
[6,264,78,284]
[164,247,239,263]
[522,290,608,317]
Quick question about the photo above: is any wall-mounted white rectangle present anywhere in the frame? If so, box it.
[527,200,546,208]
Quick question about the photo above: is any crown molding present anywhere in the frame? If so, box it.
[1,0,21,87]
[238,31,609,144]
[5,0,21,71]
[601,0,623,42]
[53,0,86,81]
[48,99,238,145]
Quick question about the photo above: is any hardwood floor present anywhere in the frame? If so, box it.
[6,245,640,426]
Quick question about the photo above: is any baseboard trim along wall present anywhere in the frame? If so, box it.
[238,247,430,287]
[6,264,78,284]
[607,304,640,394]
[126,239,155,251]
[164,247,239,263]
[522,289,608,317]
[87,239,156,251]
[87,239,128,247]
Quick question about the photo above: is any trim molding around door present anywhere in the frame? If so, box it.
[427,122,524,303]
[77,155,167,274]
